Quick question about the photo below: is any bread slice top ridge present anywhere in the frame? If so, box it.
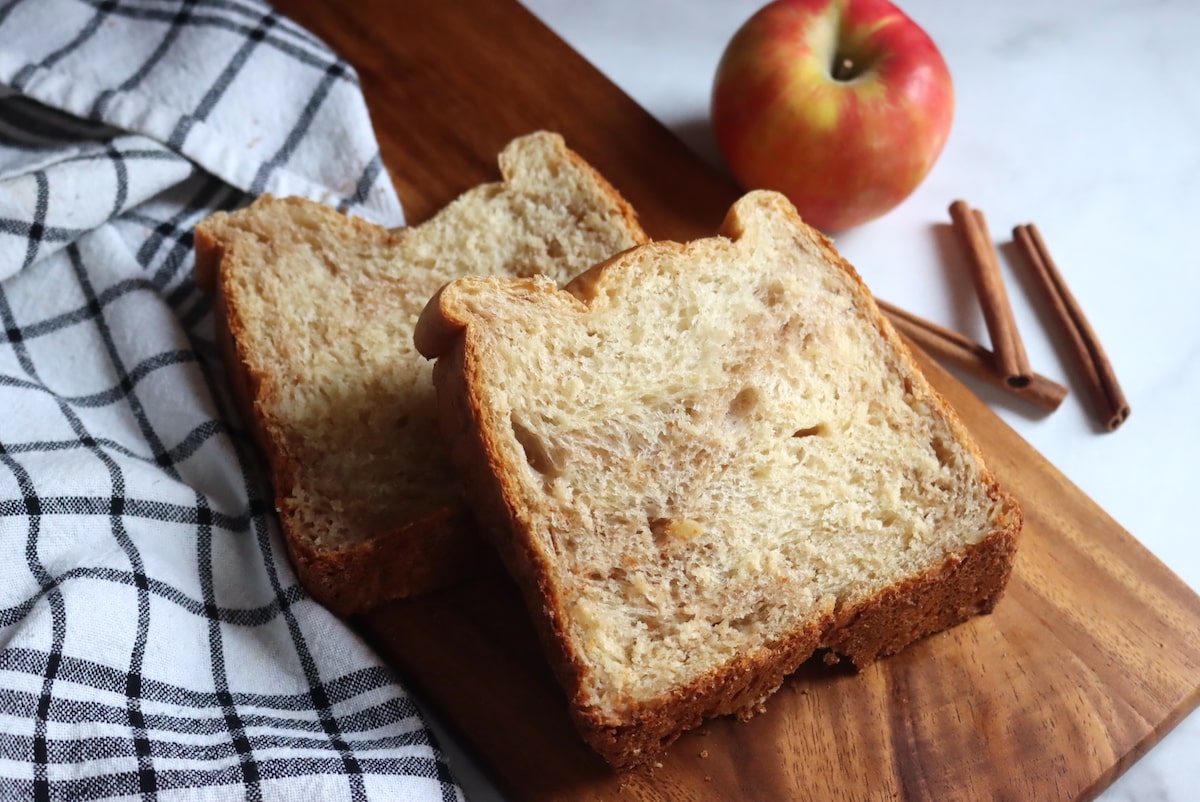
[194,131,648,616]
[415,189,1022,768]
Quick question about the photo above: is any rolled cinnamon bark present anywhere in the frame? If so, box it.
[1013,223,1129,431]
[948,201,1033,388]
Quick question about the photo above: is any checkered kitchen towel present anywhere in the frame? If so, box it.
[0,1,464,799]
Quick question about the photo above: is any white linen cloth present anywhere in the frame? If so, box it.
[0,1,464,799]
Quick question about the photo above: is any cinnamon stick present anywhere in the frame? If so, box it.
[877,299,1068,412]
[948,201,1033,388]
[1013,223,1130,431]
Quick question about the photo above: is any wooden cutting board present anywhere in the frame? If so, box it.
[273,2,1200,799]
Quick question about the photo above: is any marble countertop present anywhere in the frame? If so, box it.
[433,2,1200,799]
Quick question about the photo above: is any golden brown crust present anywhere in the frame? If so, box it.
[419,189,1023,770]
[192,220,224,293]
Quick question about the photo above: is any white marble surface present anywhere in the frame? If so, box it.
[430,2,1200,799]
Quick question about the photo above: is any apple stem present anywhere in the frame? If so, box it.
[832,56,857,81]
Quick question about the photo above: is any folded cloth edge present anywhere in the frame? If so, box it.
[0,41,403,228]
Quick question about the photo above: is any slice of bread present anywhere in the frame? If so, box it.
[414,190,1022,769]
[194,132,647,616]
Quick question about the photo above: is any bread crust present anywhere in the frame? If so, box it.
[418,189,1023,769]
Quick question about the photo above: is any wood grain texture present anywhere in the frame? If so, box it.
[271,1,1200,799]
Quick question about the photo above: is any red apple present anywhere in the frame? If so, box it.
[711,0,954,231]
